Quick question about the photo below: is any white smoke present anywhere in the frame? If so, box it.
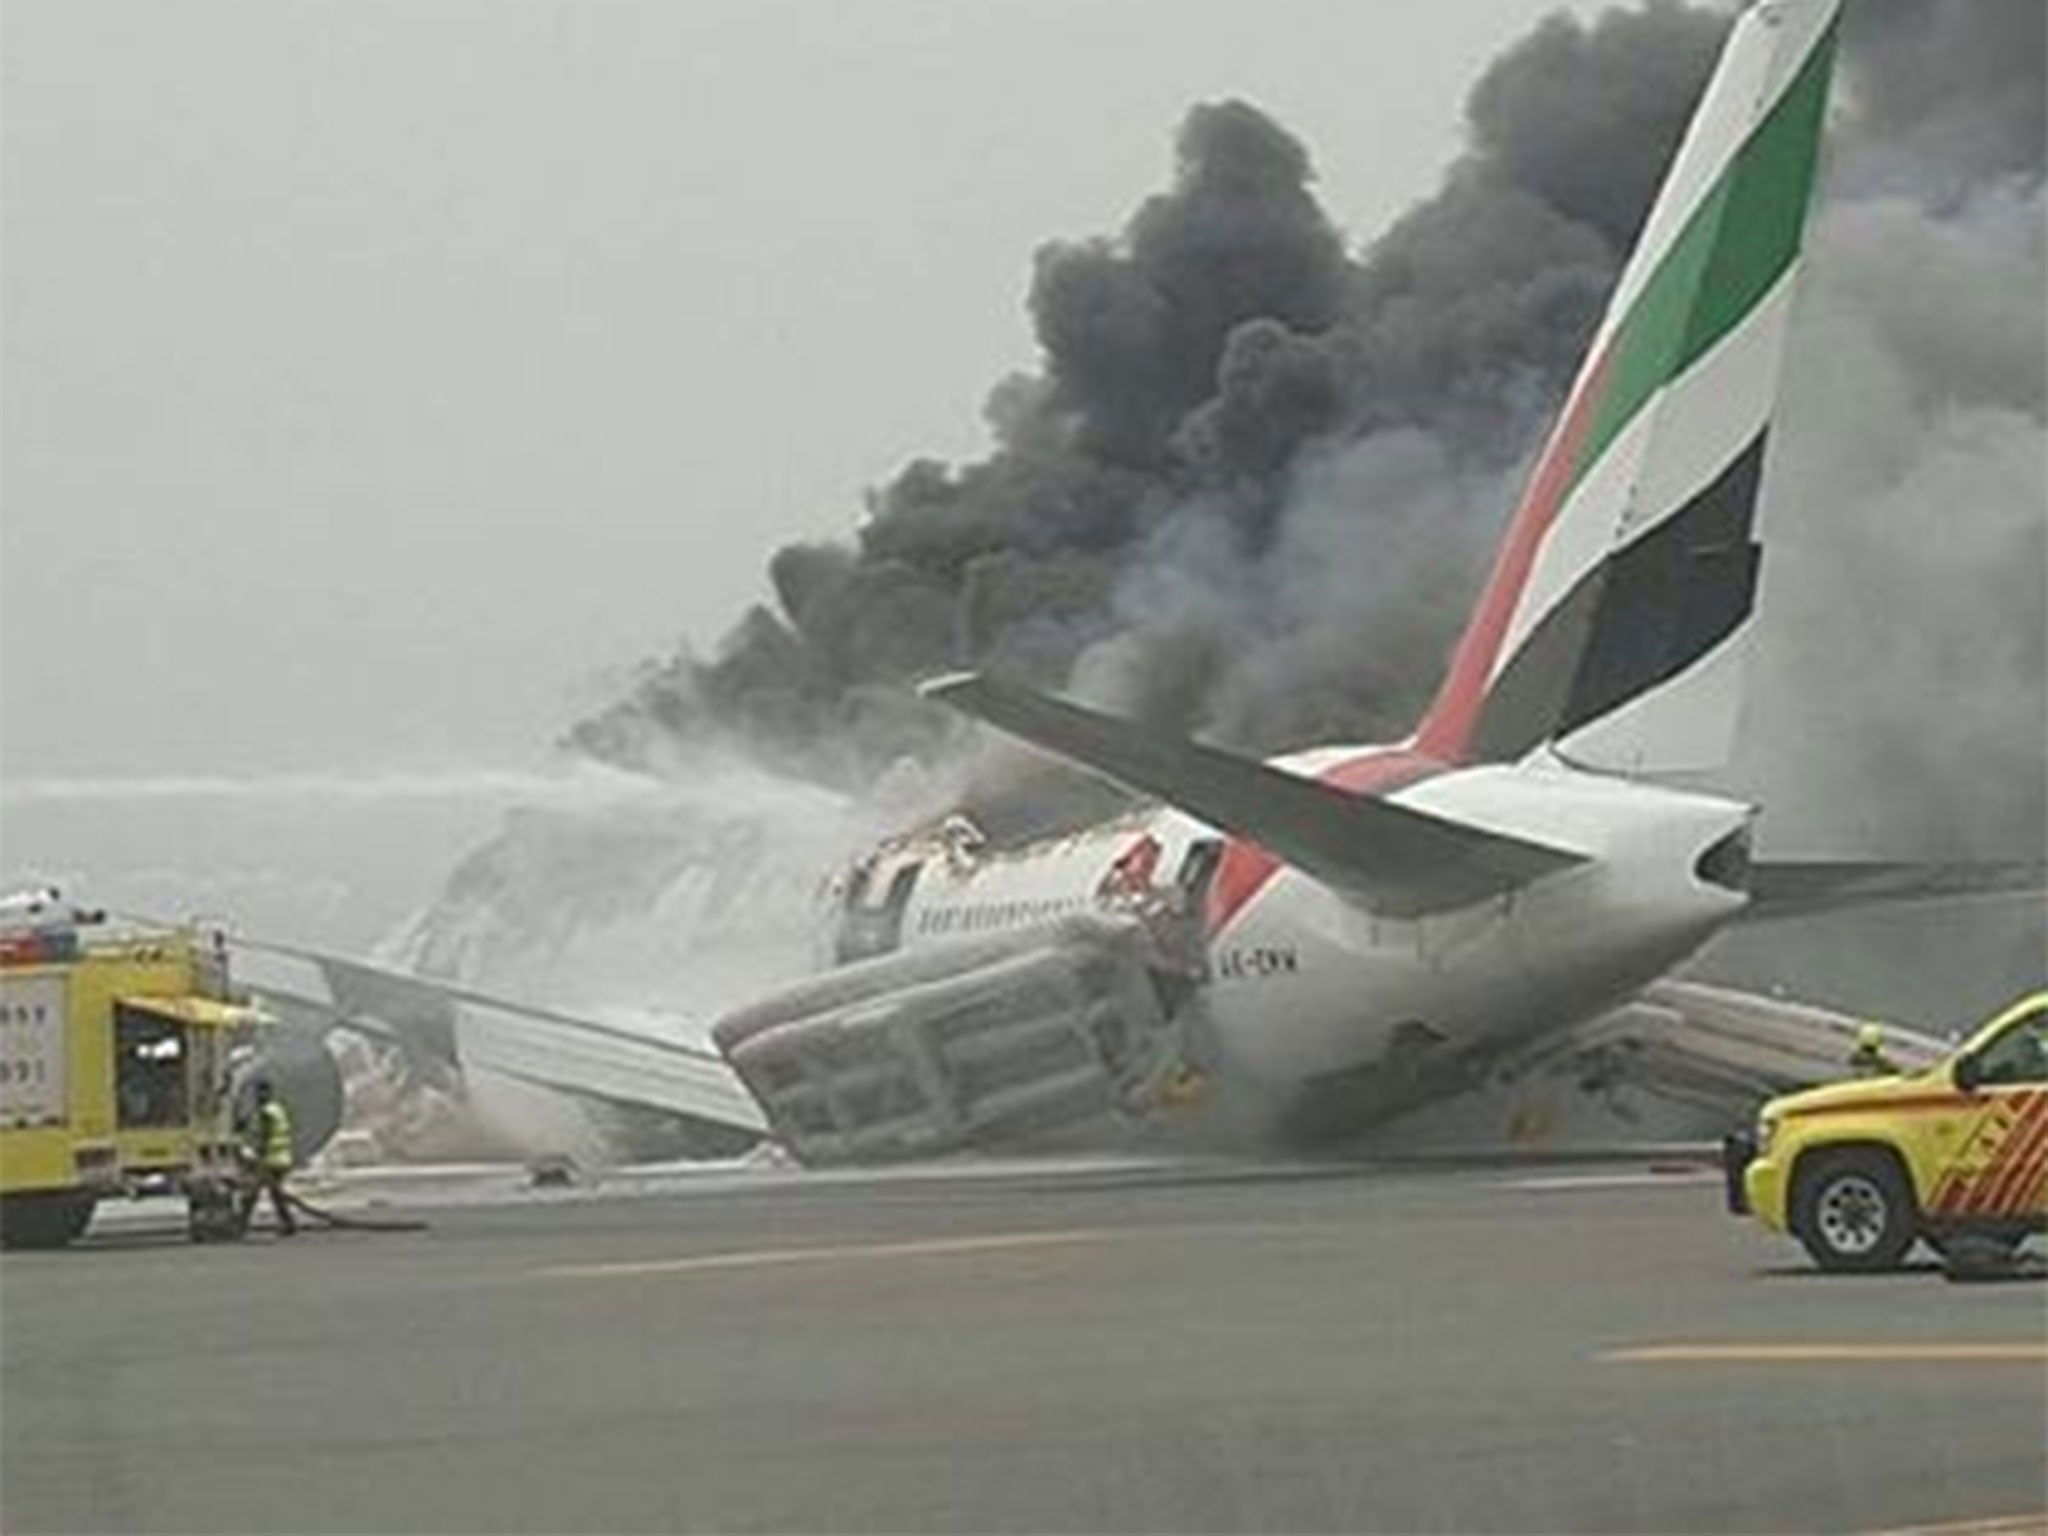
[0,763,661,952]
[1730,180,2047,860]
[387,754,888,1009]
[1692,171,2046,1025]
[1065,421,1533,756]
[353,748,936,1160]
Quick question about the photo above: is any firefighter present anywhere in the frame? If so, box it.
[1848,1023,1900,1077]
[239,1078,297,1237]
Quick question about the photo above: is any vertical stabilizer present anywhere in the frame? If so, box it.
[1416,0,1840,774]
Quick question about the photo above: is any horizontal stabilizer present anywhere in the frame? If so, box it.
[1742,861,2047,923]
[921,672,1585,918]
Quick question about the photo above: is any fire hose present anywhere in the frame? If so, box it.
[278,1187,431,1234]
[217,1150,433,1235]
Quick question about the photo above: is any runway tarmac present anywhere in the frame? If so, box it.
[3,1157,2043,1534]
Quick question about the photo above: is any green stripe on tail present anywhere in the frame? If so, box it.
[1573,18,1837,491]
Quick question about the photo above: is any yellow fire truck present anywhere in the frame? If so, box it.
[0,892,264,1248]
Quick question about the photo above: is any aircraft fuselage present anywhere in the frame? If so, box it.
[828,746,1754,1120]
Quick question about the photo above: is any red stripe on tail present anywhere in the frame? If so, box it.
[1415,348,1613,763]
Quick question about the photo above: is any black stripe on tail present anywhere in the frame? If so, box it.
[1469,431,1768,763]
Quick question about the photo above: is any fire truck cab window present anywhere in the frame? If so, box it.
[113,1004,189,1129]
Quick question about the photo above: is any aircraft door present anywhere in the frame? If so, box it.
[835,860,922,964]
[1176,839,1223,909]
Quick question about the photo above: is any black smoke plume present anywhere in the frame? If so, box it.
[565,0,2044,893]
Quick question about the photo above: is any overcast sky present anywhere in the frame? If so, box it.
[3,0,1611,780]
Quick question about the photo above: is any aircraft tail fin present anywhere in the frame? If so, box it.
[1415,0,1841,775]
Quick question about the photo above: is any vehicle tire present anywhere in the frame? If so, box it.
[0,1193,94,1250]
[1792,1149,1916,1272]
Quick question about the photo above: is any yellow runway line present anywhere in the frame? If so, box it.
[1601,1342,2048,1365]
[1865,1513,2048,1536]
[535,1228,1111,1281]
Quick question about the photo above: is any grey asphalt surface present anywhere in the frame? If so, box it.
[2,1159,2043,1534]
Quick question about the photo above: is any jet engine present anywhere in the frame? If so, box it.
[241,1023,347,1165]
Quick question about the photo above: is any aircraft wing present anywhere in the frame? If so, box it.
[921,672,1586,918]
[1490,978,1951,1119]
[230,938,769,1141]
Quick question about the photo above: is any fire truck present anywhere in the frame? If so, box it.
[0,891,263,1247]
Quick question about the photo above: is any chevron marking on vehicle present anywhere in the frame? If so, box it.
[1931,1091,2048,1217]
[1931,1097,2019,1215]
[1974,1090,2048,1215]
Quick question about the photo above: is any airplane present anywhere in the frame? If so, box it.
[227,0,2037,1169]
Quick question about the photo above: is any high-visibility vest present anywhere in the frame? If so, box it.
[258,1100,294,1171]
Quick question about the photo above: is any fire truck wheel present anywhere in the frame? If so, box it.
[0,1193,95,1249]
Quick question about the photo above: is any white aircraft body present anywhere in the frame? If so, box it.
[836,760,1747,1088]
[228,0,2029,1166]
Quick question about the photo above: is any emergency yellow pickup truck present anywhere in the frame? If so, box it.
[1,894,263,1248]
[1725,992,2048,1271]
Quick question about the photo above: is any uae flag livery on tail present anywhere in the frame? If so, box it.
[1417,0,1840,774]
